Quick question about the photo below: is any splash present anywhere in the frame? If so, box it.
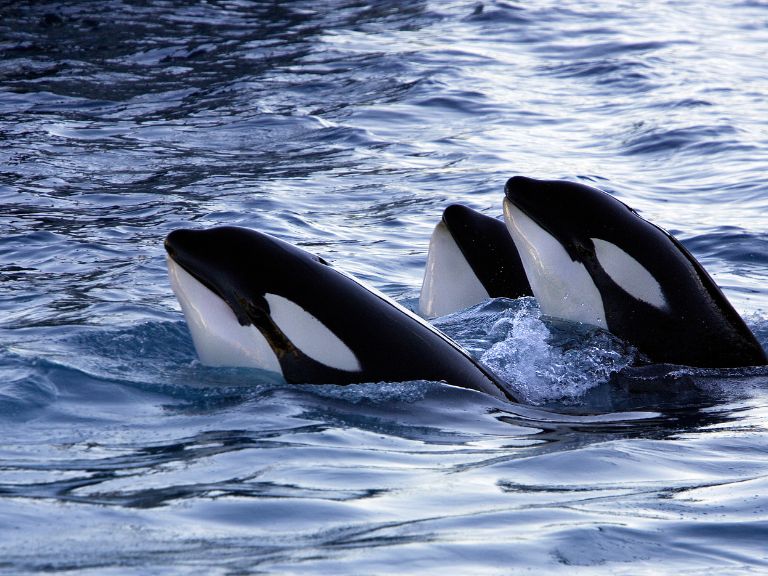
[744,311,768,355]
[438,298,636,405]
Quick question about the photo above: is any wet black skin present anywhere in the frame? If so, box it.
[165,227,519,402]
[504,176,767,368]
[441,204,532,299]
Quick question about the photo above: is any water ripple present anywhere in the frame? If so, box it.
[2,0,768,572]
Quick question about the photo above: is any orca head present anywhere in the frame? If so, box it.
[419,204,532,318]
[165,226,518,400]
[419,205,491,318]
[502,176,767,367]
[502,176,649,330]
[165,227,362,379]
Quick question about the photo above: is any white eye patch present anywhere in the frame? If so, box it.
[264,293,362,372]
[591,238,667,310]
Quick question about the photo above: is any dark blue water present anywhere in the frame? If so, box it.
[2,1,768,573]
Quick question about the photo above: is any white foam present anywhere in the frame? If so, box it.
[477,299,634,405]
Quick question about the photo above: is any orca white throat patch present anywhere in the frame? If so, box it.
[591,238,667,310]
[419,221,489,318]
[167,257,282,373]
[263,293,362,372]
[503,200,608,330]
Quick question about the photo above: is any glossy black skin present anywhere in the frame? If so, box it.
[504,176,767,368]
[165,227,519,402]
[442,204,532,299]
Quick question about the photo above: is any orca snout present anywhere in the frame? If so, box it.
[165,228,227,268]
[441,204,477,231]
[504,175,540,204]
[164,228,198,259]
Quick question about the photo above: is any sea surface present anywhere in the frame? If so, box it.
[1,1,768,574]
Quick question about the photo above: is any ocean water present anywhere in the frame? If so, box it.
[1,1,768,573]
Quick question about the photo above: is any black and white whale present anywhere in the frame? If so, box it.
[419,204,532,318]
[165,226,519,402]
[502,176,767,368]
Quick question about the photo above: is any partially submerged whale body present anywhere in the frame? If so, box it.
[165,227,518,403]
[502,176,767,368]
[419,204,532,318]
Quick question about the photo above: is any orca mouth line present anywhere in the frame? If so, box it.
[503,181,562,241]
[502,197,564,250]
[165,242,205,292]
[164,238,247,323]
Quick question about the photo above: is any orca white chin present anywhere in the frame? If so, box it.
[418,204,532,319]
[502,198,608,329]
[167,256,282,373]
[419,221,489,318]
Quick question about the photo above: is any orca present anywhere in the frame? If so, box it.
[502,175,767,368]
[164,226,519,402]
[419,204,532,318]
